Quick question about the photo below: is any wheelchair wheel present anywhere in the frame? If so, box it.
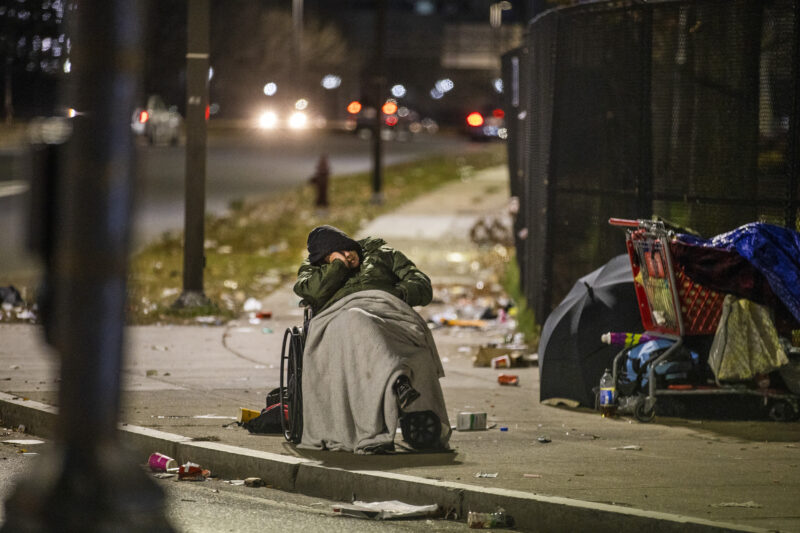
[400,410,441,450]
[280,326,304,444]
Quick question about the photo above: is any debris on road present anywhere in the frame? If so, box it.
[243,298,262,312]
[148,452,178,472]
[332,500,439,520]
[523,474,542,478]
[456,412,487,431]
[541,398,580,408]
[497,374,519,386]
[244,477,266,487]
[537,436,551,443]
[711,501,762,508]
[178,461,211,481]
[474,472,498,478]
[467,508,514,529]
[2,439,44,445]
[613,445,642,451]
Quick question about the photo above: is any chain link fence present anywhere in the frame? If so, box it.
[503,0,800,324]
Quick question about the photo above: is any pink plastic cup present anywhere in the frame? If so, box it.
[148,452,177,472]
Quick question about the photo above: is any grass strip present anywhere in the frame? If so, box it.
[127,144,506,324]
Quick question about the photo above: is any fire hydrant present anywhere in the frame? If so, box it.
[309,155,330,209]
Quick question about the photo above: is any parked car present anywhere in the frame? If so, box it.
[131,95,182,145]
[464,107,507,141]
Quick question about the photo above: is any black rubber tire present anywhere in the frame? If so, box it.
[768,400,799,422]
[280,326,304,444]
[634,399,656,423]
[400,410,441,450]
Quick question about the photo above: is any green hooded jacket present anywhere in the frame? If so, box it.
[293,236,432,313]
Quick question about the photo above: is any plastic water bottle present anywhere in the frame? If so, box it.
[467,510,515,529]
[599,368,617,418]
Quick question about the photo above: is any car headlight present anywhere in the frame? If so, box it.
[288,111,307,129]
[258,110,278,129]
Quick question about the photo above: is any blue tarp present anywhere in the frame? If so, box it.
[678,223,800,323]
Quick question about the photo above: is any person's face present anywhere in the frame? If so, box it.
[342,249,360,268]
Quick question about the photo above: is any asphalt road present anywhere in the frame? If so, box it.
[0,431,467,532]
[0,131,471,279]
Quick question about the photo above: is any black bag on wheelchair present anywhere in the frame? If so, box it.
[243,387,288,434]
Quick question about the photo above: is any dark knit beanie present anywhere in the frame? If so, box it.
[306,225,362,265]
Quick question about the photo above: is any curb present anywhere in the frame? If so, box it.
[0,393,768,533]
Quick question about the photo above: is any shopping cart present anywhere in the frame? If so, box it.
[607,218,799,422]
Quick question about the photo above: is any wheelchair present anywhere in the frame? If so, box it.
[279,304,444,450]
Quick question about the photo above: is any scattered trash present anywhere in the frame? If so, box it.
[195,316,219,324]
[613,445,642,451]
[332,500,439,520]
[255,311,272,319]
[473,346,531,368]
[537,436,551,443]
[467,508,514,529]
[243,298,262,312]
[2,439,44,445]
[9,365,20,370]
[457,412,487,431]
[244,477,266,487]
[541,398,580,408]
[16,425,25,433]
[711,501,762,509]
[261,328,273,334]
[178,462,210,481]
[491,355,511,369]
[161,288,179,298]
[146,370,158,377]
[148,452,178,472]
[153,473,175,479]
[474,472,498,478]
[225,480,246,486]
[523,474,542,478]
[440,318,487,328]
[497,374,519,386]
[193,414,236,420]
[0,286,25,306]
[499,427,509,432]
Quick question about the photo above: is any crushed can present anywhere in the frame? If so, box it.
[457,412,487,431]
[178,461,210,481]
[497,374,519,386]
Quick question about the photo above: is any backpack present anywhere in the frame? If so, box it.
[617,339,700,395]
[242,387,288,434]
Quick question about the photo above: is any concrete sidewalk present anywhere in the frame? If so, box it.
[1,166,799,532]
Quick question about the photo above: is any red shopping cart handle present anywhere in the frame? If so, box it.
[608,218,640,227]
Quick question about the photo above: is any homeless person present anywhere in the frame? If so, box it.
[293,225,451,454]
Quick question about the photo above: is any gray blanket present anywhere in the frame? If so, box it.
[299,290,451,453]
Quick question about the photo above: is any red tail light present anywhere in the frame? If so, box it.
[492,108,505,118]
[138,110,149,123]
[466,112,484,127]
[385,115,398,126]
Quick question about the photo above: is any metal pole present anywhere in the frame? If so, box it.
[293,0,303,93]
[1,1,173,530]
[371,0,386,204]
[175,0,210,308]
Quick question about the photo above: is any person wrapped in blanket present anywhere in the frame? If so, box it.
[293,225,450,453]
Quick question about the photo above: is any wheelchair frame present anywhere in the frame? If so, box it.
[279,306,312,444]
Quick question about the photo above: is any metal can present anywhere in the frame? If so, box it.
[457,412,487,431]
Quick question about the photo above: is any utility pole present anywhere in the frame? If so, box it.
[371,0,386,204]
[1,1,173,530]
[174,0,211,308]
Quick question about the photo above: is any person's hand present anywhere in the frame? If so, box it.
[326,251,347,265]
